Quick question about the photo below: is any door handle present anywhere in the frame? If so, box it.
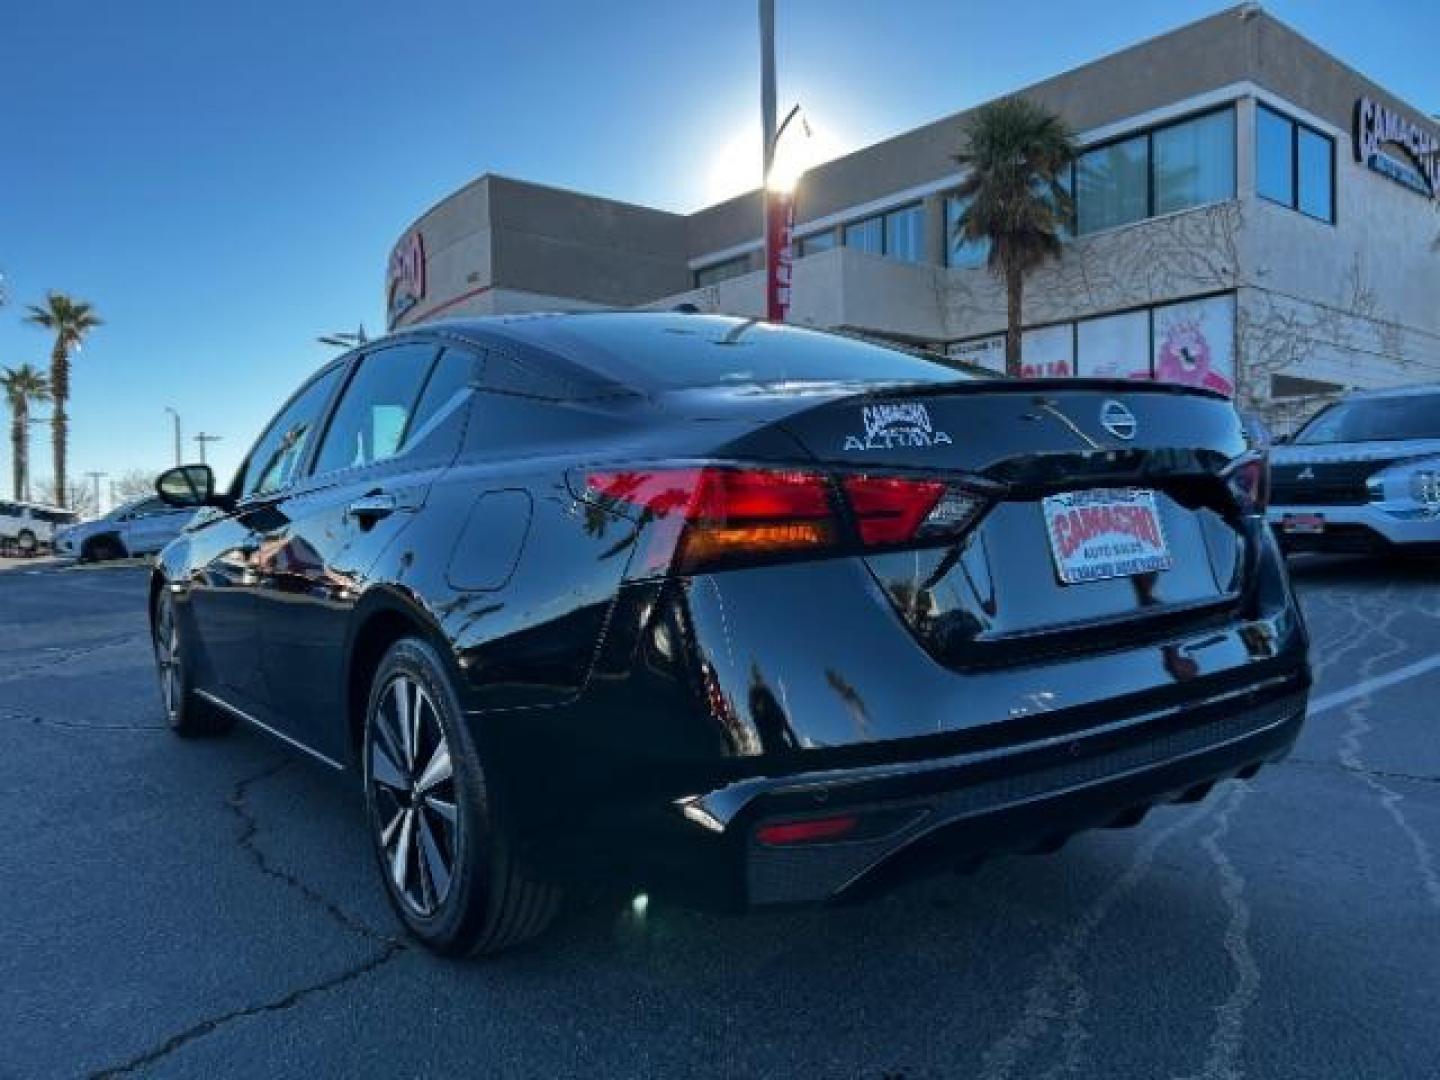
[347,492,397,523]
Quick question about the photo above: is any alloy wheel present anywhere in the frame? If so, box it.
[367,675,459,917]
[153,595,182,722]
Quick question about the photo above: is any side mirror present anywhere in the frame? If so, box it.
[156,464,224,509]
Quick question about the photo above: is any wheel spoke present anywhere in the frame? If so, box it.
[414,739,452,795]
[389,807,414,894]
[392,679,418,769]
[379,806,405,847]
[423,796,457,826]
[375,689,408,775]
[417,811,453,905]
[369,742,408,792]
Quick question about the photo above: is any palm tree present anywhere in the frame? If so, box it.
[1,364,50,501]
[25,292,102,508]
[952,98,1076,376]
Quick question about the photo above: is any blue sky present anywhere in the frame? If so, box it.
[2,0,1436,498]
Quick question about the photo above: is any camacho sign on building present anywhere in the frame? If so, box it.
[1354,96,1439,200]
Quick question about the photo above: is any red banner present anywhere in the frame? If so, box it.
[765,191,795,322]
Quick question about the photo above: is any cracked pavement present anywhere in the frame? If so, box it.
[2,559,1438,1079]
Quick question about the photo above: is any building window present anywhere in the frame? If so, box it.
[1153,109,1236,214]
[693,255,750,288]
[1077,135,1149,234]
[844,203,925,262]
[843,215,884,255]
[1075,107,1237,235]
[943,194,990,269]
[1256,104,1334,223]
[1297,126,1335,221]
[883,204,925,263]
[798,230,836,257]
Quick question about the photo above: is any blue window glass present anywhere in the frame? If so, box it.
[944,194,990,269]
[883,204,925,263]
[843,215,883,255]
[1257,106,1295,206]
[798,230,836,257]
[1154,109,1235,213]
[1297,126,1333,221]
[1076,135,1148,234]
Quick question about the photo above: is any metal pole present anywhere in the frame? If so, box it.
[165,407,182,466]
[759,0,778,320]
[85,471,106,515]
[193,432,221,465]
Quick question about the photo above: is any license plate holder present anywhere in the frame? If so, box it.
[1042,488,1173,585]
[1281,513,1326,535]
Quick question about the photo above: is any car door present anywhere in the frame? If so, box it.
[182,362,348,710]
[250,340,477,761]
[119,498,169,554]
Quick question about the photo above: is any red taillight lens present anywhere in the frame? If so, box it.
[581,465,990,576]
[1223,451,1270,515]
[585,466,836,574]
[841,475,947,546]
[755,814,859,846]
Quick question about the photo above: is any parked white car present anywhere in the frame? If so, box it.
[0,500,79,556]
[53,496,196,562]
[1269,385,1440,555]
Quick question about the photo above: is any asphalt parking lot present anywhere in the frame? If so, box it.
[3,558,1439,1079]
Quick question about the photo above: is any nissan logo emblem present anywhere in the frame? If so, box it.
[1100,400,1137,441]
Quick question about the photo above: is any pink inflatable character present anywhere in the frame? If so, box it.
[1153,317,1234,396]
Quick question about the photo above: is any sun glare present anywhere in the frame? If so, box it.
[703,116,850,204]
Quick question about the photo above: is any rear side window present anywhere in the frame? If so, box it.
[240,364,345,498]
[312,343,437,477]
[402,347,477,450]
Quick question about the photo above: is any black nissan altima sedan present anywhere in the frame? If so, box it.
[150,312,1309,956]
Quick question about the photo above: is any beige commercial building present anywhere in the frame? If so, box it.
[385,5,1440,428]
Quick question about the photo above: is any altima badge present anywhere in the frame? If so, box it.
[1297,466,1315,481]
[843,402,953,451]
[1100,400,1137,441]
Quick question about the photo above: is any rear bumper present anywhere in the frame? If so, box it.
[730,683,1305,905]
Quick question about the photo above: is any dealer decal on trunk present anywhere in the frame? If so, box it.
[843,402,953,452]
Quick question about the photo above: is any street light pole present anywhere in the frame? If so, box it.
[84,471,107,515]
[193,432,222,465]
[164,407,182,466]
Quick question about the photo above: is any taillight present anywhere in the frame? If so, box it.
[580,465,990,577]
[1224,412,1272,516]
[841,476,946,546]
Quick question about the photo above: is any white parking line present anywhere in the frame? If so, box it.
[1309,653,1440,718]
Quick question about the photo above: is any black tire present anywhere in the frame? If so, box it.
[363,637,561,957]
[86,534,127,562]
[16,529,37,557]
[152,589,235,737]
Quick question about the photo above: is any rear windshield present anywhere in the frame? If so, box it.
[511,314,979,393]
[1295,394,1440,444]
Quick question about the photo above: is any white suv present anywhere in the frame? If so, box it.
[0,501,79,556]
[1269,385,1440,555]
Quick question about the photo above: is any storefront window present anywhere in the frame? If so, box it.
[944,194,990,269]
[1153,109,1235,214]
[1076,135,1149,234]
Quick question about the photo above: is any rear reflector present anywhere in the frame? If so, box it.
[755,814,859,846]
